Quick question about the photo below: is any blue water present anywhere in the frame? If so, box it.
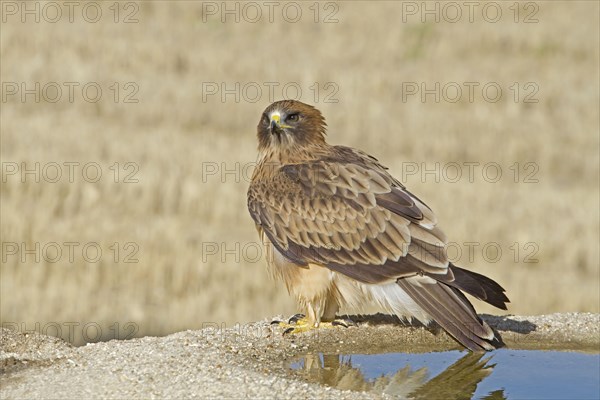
[290,350,600,399]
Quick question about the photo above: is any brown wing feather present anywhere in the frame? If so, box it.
[247,147,448,283]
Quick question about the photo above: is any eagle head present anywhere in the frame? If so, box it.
[257,100,328,154]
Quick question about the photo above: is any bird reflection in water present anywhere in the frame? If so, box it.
[294,352,505,399]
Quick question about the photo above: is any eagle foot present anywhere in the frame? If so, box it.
[273,314,355,336]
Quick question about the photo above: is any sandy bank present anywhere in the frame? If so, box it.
[1,313,598,399]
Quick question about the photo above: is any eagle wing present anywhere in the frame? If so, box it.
[247,147,449,284]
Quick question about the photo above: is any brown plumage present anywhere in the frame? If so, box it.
[247,100,509,351]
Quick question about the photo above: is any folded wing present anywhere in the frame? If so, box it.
[248,149,448,283]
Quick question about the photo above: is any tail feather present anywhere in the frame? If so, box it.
[444,265,510,310]
[397,277,497,351]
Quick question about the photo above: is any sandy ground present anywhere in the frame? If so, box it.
[1,313,598,399]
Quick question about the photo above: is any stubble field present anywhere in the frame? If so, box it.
[1,1,598,344]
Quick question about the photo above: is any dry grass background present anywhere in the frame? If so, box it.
[1,1,598,345]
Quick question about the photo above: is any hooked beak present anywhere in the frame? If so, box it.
[269,116,279,132]
[269,113,291,134]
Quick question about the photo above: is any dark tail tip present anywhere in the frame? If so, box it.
[446,265,510,310]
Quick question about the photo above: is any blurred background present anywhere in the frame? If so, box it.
[1,1,598,345]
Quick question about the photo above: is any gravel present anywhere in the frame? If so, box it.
[1,313,598,399]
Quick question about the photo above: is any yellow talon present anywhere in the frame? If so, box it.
[273,314,354,335]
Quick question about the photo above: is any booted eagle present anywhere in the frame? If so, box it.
[247,100,509,351]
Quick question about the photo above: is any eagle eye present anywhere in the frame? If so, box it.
[261,113,269,124]
[286,113,299,122]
